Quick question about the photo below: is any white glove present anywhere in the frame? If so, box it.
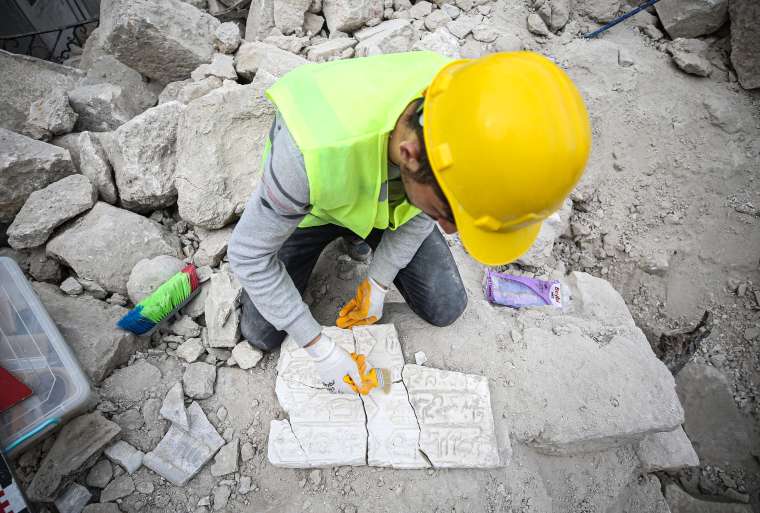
[305,334,362,394]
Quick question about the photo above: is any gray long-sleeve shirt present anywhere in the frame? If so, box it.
[227,113,434,347]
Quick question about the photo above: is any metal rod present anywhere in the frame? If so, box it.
[583,0,662,39]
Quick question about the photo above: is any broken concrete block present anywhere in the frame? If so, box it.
[160,382,190,429]
[101,360,162,403]
[446,13,482,38]
[414,351,427,365]
[191,53,238,81]
[665,483,753,513]
[7,174,96,249]
[535,0,570,32]
[404,364,500,468]
[99,0,220,83]
[412,28,461,59]
[143,402,225,486]
[210,438,240,476]
[126,254,185,304]
[175,82,273,228]
[104,441,144,474]
[176,337,206,363]
[0,128,76,223]
[668,38,712,77]
[32,283,137,383]
[81,56,160,112]
[27,412,121,501]
[0,49,85,133]
[204,270,242,348]
[176,76,223,104]
[304,12,325,35]
[574,0,620,22]
[729,0,760,90]
[158,80,191,104]
[79,132,118,204]
[100,475,134,503]
[655,0,728,38]
[171,316,202,338]
[110,101,185,212]
[215,22,242,53]
[231,341,264,370]
[493,33,524,52]
[245,0,276,41]
[213,484,231,511]
[409,0,433,18]
[274,0,311,34]
[424,10,452,30]
[60,277,84,296]
[27,247,62,283]
[47,202,181,295]
[86,460,113,489]
[306,38,358,62]
[234,42,308,81]
[68,83,140,132]
[322,0,384,32]
[54,483,92,513]
[354,19,418,57]
[636,426,700,472]
[24,89,78,141]
[194,225,234,267]
[526,12,551,36]
[183,362,217,399]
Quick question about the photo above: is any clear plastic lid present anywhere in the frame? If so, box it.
[0,257,91,453]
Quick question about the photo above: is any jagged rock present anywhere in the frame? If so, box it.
[655,0,728,38]
[79,27,109,70]
[183,362,217,399]
[460,40,486,58]
[176,337,206,362]
[68,83,141,132]
[213,484,231,510]
[7,174,96,249]
[412,28,461,58]
[54,483,92,513]
[160,382,190,429]
[322,0,385,32]
[355,19,418,57]
[194,226,234,267]
[0,128,76,223]
[636,426,700,472]
[190,53,238,81]
[60,277,84,296]
[729,0,760,90]
[574,0,620,22]
[100,475,134,503]
[441,3,461,18]
[527,12,551,36]
[493,33,524,52]
[424,9,452,30]
[205,269,242,347]
[535,0,570,32]
[109,101,184,212]
[0,49,85,133]
[175,81,275,228]
[171,316,202,337]
[304,12,326,35]
[231,341,264,369]
[80,279,108,301]
[101,360,162,403]
[446,13,482,38]
[27,412,121,501]
[668,38,712,77]
[158,80,192,104]
[273,0,311,34]
[28,247,62,283]
[215,22,242,54]
[409,0,433,18]
[99,0,220,83]
[210,438,239,476]
[86,460,113,488]
[33,282,137,382]
[176,76,224,104]
[104,441,144,474]
[665,484,752,513]
[23,89,78,141]
[82,56,161,112]
[126,254,185,304]
[263,30,310,53]
[306,38,359,61]
[77,132,118,204]
[245,0,276,41]
[47,202,181,295]
[234,42,308,80]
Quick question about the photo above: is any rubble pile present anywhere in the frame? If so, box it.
[1,0,758,511]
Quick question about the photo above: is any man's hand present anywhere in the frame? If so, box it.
[337,277,387,328]
[305,334,363,394]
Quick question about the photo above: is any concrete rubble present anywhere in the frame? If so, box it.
[67,83,141,132]
[636,426,700,472]
[78,131,118,204]
[101,360,162,403]
[204,268,243,348]
[54,483,92,513]
[655,0,728,39]
[160,382,190,429]
[81,55,161,112]
[183,362,218,399]
[668,37,712,77]
[104,441,144,474]
[214,22,242,54]
[231,341,264,369]
[100,474,134,503]
[191,53,238,81]
[85,460,113,489]
[23,88,78,141]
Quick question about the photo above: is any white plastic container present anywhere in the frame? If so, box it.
[0,257,92,456]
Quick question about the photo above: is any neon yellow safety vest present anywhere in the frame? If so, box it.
[265,51,451,237]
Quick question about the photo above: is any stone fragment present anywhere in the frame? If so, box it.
[441,3,460,18]
[61,277,84,296]
[273,0,311,34]
[100,475,134,503]
[82,505,121,513]
[104,441,144,474]
[24,89,78,141]
[414,351,427,365]
[412,28,461,58]
[176,76,223,104]
[7,174,96,249]
[79,132,118,204]
[99,0,220,83]
[263,30,310,53]
[304,12,326,35]
[215,22,242,54]
[191,53,238,81]
[424,10,452,30]
[446,13,482,38]
[234,42,308,80]
[322,0,385,32]
[241,442,256,461]
[110,101,185,212]
[86,460,113,488]
[204,269,242,348]
[643,24,664,39]
[493,33,524,52]
[460,40,485,58]
[665,483,752,513]
[171,316,202,338]
[126,254,185,304]
[574,0,620,22]
[471,24,498,42]
[516,198,571,267]
[68,83,140,132]
[355,19,418,57]
[108,293,128,306]
[655,0,728,38]
[54,483,92,513]
[176,338,206,363]
[194,226,234,266]
[161,382,190,429]
[535,0,570,32]
[183,362,217,399]
[306,38,359,61]
[527,12,551,36]
[729,0,760,90]
[101,360,162,403]
[158,80,191,104]
[27,413,121,501]
[26,248,60,282]
[404,364,500,468]
[668,38,712,77]
[143,402,225,486]
[213,484,231,511]
[32,283,137,383]
[0,49,85,133]
[231,341,264,369]
[238,476,253,494]
[618,47,635,67]
[636,426,700,472]
[175,82,275,228]
[47,202,181,295]
[0,128,76,223]
[210,438,240,476]
[78,278,108,299]
[245,0,276,41]
[409,0,433,18]
[82,56,160,112]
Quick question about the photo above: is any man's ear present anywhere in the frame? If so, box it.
[399,140,422,173]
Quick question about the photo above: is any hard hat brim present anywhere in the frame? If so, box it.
[453,201,543,266]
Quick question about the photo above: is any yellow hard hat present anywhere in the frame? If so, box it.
[422,51,591,266]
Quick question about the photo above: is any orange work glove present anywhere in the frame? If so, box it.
[336,277,387,329]
[342,353,387,395]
